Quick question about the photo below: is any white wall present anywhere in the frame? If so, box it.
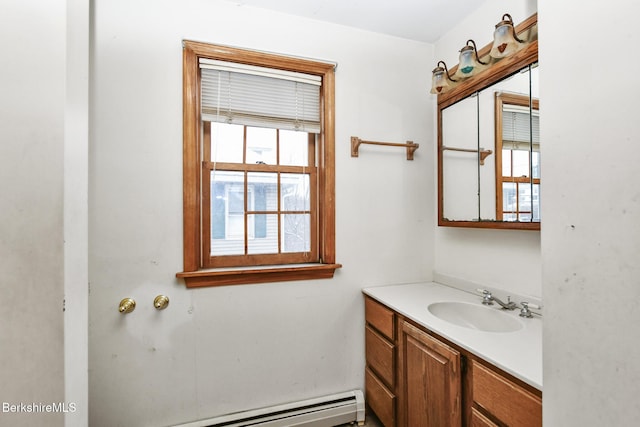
[539,0,640,424]
[89,0,434,425]
[433,0,541,299]
[0,1,67,426]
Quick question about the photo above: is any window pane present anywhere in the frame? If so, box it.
[210,171,244,255]
[532,183,540,221]
[518,184,533,222]
[518,212,532,222]
[280,130,308,166]
[281,173,310,211]
[248,214,279,254]
[246,127,277,165]
[227,187,244,215]
[282,214,310,253]
[211,122,244,163]
[227,213,244,239]
[512,150,530,177]
[247,172,277,211]
[503,182,516,213]
[502,149,512,177]
[532,151,540,179]
[519,184,531,206]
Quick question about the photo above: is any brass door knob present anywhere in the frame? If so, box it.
[119,298,136,314]
[154,295,170,310]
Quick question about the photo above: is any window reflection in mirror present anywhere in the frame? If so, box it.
[495,89,539,222]
[491,63,539,223]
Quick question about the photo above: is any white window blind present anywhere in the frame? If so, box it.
[200,58,321,133]
[502,104,540,151]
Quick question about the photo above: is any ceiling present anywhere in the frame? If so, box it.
[232,0,484,43]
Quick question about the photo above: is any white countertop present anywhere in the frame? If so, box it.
[362,281,542,390]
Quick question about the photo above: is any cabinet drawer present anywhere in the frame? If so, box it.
[472,361,542,427]
[470,407,499,427]
[365,297,395,340]
[365,367,395,427]
[365,326,395,388]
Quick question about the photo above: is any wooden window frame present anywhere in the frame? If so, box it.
[494,92,540,221]
[177,41,340,288]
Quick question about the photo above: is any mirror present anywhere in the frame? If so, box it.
[437,14,539,230]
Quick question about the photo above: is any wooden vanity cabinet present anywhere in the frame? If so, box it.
[364,296,542,427]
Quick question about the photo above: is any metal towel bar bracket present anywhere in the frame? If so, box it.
[351,136,419,161]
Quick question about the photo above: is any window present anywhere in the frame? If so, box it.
[495,92,540,222]
[178,41,340,287]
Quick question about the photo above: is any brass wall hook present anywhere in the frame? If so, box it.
[119,298,136,314]
[153,295,170,310]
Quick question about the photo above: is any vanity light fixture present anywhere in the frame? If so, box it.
[490,13,525,59]
[430,61,457,94]
[455,39,488,78]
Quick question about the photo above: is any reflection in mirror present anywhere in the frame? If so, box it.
[441,94,480,221]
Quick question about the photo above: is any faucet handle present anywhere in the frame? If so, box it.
[519,301,540,318]
[476,288,493,305]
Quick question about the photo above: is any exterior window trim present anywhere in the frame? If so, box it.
[177,41,340,288]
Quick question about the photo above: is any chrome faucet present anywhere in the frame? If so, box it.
[477,289,517,310]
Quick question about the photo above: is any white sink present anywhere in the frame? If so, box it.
[428,301,523,333]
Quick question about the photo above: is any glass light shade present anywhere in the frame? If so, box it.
[490,21,519,58]
[430,66,450,94]
[455,46,485,78]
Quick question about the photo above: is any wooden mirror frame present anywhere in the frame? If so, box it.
[437,13,539,230]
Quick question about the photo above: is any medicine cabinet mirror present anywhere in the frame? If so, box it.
[437,14,539,230]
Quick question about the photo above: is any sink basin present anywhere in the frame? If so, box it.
[428,301,523,333]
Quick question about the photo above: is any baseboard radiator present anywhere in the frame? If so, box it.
[172,390,365,427]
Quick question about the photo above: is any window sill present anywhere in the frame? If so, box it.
[176,263,342,288]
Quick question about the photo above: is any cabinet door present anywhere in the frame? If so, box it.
[400,321,461,427]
